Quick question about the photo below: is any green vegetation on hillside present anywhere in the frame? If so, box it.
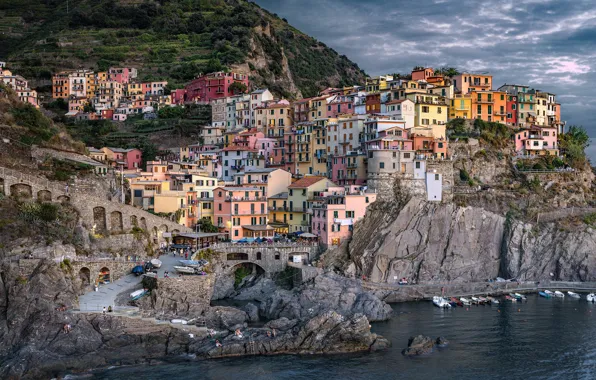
[2,0,366,98]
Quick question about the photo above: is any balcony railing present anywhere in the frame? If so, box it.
[225,196,267,202]
[347,162,358,168]
[300,220,310,226]
[231,210,268,215]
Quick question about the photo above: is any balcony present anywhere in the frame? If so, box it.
[232,210,268,215]
[269,206,288,212]
[493,110,506,116]
[347,162,358,169]
[334,218,354,225]
[231,165,245,171]
[298,156,311,162]
[300,220,310,226]
[225,196,267,202]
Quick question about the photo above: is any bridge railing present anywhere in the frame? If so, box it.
[209,242,319,249]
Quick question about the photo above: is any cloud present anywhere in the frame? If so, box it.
[254,0,596,134]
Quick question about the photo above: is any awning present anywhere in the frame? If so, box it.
[301,232,317,238]
[241,225,275,231]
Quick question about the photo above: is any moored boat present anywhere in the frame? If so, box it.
[171,319,188,325]
[567,291,580,299]
[505,295,517,302]
[544,290,554,296]
[150,259,162,268]
[487,296,500,304]
[130,289,147,301]
[539,291,551,298]
[478,296,488,304]
[174,266,196,274]
[471,296,480,305]
[587,293,596,302]
[450,297,463,307]
[433,296,452,308]
[554,291,565,298]
[514,293,527,301]
[460,297,472,306]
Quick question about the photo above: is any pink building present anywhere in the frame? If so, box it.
[514,125,558,156]
[108,67,137,84]
[185,71,249,103]
[326,95,354,118]
[213,187,273,241]
[311,185,377,246]
[330,156,348,184]
[102,147,143,169]
[171,89,187,105]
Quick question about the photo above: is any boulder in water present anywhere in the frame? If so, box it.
[436,336,449,346]
[402,335,435,356]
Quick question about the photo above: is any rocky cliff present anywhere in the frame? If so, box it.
[344,198,596,283]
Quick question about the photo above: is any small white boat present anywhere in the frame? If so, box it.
[433,296,452,308]
[554,291,565,298]
[471,296,480,304]
[130,289,147,300]
[544,290,555,296]
[171,319,188,325]
[514,293,527,300]
[487,297,500,304]
[567,291,581,299]
[144,272,157,278]
[587,293,596,302]
[150,259,162,268]
[174,266,196,274]
[460,297,472,306]
[478,296,488,304]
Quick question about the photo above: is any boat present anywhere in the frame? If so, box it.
[130,289,147,301]
[544,290,555,296]
[539,291,551,298]
[450,297,463,307]
[478,296,488,304]
[171,319,188,325]
[487,296,500,305]
[567,291,581,299]
[174,266,196,274]
[131,265,144,276]
[587,293,596,302]
[554,291,565,298]
[514,293,527,301]
[144,272,157,278]
[460,297,472,306]
[471,296,480,305]
[433,296,452,308]
[150,259,162,268]
[505,295,517,302]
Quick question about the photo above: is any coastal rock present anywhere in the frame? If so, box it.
[350,198,596,283]
[402,335,435,356]
[264,317,298,331]
[232,277,278,302]
[243,302,260,322]
[260,272,393,322]
[203,306,249,331]
[436,336,449,346]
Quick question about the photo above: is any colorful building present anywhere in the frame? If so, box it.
[213,187,271,241]
[185,71,249,103]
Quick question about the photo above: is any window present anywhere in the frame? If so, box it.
[404,153,411,158]
[415,162,420,169]
[477,93,482,102]
[477,105,482,115]
[435,174,439,181]
[234,230,239,237]
[422,106,429,113]
[380,162,385,169]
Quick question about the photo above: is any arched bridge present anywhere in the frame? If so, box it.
[0,166,190,242]
[205,242,319,274]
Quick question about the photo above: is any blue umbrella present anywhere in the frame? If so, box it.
[294,231,304,235]
[237,238,249,243]
[132,265,144,274]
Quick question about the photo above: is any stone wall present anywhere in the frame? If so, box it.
[71,259,141,288]
[142,275,215,317]
[0,166,190,245]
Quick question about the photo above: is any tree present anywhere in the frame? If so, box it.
[559,125,590,168]
[134,137,158,167]
[229,81,247,95]
[83,102,96,113]
[197,217,218,233]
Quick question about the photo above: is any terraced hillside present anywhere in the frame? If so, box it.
[0,0,367,98]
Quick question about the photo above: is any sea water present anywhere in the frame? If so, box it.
[90,295,596,379]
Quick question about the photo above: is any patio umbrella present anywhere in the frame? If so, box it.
[301,232,317,238]
[237,238,249,243]
[294,231,304,235]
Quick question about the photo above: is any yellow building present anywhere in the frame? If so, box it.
[407,93,448,127]
[255,103,293,137]
[449,94,472,120]
[295,122,313,176]
[312,119,328,176]
[287,176,335,233]
[365,75,393,92]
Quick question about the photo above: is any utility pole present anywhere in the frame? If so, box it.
[120,164,124,204]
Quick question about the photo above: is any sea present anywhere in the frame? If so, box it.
[87,294,596,380]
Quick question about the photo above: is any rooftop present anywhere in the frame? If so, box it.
[288,176,327,189]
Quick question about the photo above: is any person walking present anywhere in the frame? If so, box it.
[102,306,106,315]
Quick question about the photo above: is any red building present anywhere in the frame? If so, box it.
[506,94,518,126]
[365,93,381,114]
[185,71,249,103]
[107,67,137,84]
[171,89,187,105]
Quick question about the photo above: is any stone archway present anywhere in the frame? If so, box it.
[110,211,123,233]
[57,195,70,203]
[130,215,138,228]
[172,229,180,233]
[227,252,249,261]
[159,224,168,233]
[256,251,262,260]
[79,267,91,286]
[10,183,32,199]
[139,217,147,230]
[37,190,52,202]
[229,262,266,287]
[98,267,110,284]
[93,207,107,232]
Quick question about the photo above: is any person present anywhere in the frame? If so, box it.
[164,271,169,278]
[272,329,277,337]
[215,340,222,348]
[266,331,271,337]
[63,324,69,334]
[108,306,113,313]
[209,329,215,338]
[235,329,243,338]
[185,252,188,259]
[102,306,106,315]
[65,184,69,194]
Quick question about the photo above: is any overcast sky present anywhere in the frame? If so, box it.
[254,0,596,135]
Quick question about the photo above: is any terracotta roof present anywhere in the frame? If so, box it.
[222,145,257,152]
[385,99,408,105]
[288,176,326,189]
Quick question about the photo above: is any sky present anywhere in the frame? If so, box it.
[254,0,596,135]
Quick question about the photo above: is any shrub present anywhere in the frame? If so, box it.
[459,169,470,182]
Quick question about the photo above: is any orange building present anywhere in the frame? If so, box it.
[471,90,507,123]
[452,73,493,94]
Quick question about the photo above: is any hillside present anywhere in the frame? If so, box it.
[0,0,366,98]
